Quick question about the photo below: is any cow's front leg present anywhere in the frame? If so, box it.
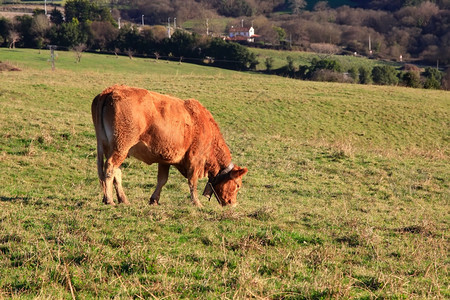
[150,164,170,205]
[188,177,203,207]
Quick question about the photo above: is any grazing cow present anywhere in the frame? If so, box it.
[91,85,248,207]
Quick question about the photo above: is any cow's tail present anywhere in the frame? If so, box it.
[91,93,109,183]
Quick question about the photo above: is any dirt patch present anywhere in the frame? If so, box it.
[0,61,21,72]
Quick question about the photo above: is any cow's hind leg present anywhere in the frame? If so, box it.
[150,164,170,205]
[113,168,129,204]
[104,152,127,205]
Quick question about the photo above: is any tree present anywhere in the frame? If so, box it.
[265,57,274,71]
[359,66,372,84]
[286,55,295,72]
[273,26,286,44]
[314,1,330,11]
[441,68,450,90]
[14,15,34,48]
[310,43,340,58]
[205,38,258,70]
[166,30,200,58]
[73,43,87,62]
[401,71,421,88]
[114,24,140,52]
[218,0,253,17]
[65,0,92,23]
[423,67,442,89]
[348,67,359,83]
[51,18,87,48]
[31,14,50,51]
[50,7,64,25]
[287,0,306,14]
[65,0,114,24]
[252,16,279,44]
[89,21,118,50]
[9,31,19,49]
[372,65,399,85]
[0,17,12,47]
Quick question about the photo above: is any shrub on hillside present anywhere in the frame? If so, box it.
[348,67,359,83]
[372,65,399,85]
[265,57,274,71]
[205,38,258,70]
[311,69,352,83]
[441,68,450,90]
[359,66,372,84]
[401,71,421,88]
[297,58,342,80]
[423,67,442,89]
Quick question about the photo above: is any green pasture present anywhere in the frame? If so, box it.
[0,48,449,299]
[251,48,396,71]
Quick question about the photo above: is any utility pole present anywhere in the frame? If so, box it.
[118,17,121,29]
[168,17,171,38]
[48,45,56,71]
[141,15,144,26]
[44,0,47,15]
[174,17,176,30]
[206,18,209,36]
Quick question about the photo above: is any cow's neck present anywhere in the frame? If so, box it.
[208,134,232,177]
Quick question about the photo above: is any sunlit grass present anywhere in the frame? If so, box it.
[0,48,449,299]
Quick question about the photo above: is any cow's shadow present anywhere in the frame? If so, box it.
[0,196,30,202]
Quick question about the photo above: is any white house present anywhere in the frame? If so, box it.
[227,26,259,42]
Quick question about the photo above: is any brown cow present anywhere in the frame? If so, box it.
[91,85,247,207]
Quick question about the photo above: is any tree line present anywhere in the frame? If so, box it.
[266,56,449,89]
[0,0,258,71]
[111,0,450,65]
[0,0,448,88]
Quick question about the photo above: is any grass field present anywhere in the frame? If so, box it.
[251,48,397,72]
[0,48,449,299]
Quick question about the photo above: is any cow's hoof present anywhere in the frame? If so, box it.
[118,197,129,205]
[103,196,115,205]
[192,201,203,208]
[149,198,159,205]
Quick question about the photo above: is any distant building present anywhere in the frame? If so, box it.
[227,26,260,42]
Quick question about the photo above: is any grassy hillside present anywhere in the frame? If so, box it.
[251,48,394,71]
[0,48,449,299]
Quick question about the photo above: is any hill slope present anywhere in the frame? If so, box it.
[0,49,449,299]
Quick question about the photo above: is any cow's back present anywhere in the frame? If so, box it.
[96,85,218,167]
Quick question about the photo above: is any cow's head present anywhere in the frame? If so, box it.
[203,166,248,207]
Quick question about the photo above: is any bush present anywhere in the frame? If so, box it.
[372,65,399,85]
[401,71,421,88]
[205,38,258,70]
[348,67,359,83]
[265,57,274,71]
[423,67,442,89]
[297,58,342,80]
[286,56,295,72]
[424,77,441,89]
[359,66,372,84]
[311,69,352,83]
[442,68,450,90]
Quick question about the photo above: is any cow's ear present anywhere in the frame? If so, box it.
[231,167,248,179]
